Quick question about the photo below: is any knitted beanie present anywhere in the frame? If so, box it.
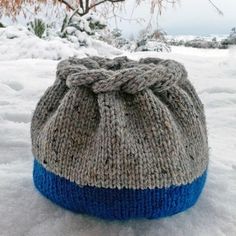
[31,56,208,220]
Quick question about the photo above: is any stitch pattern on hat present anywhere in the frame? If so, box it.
[31,56,209,220]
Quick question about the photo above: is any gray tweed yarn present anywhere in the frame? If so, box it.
[31,56,209,190]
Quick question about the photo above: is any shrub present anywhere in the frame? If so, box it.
[60,13,107,47]
[27,19,47,38]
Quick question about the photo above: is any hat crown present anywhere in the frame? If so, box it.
[56,56,187,94]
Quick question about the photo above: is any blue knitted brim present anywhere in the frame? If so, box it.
[33,159,207,220]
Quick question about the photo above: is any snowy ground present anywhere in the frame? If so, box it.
[0,26,236,236]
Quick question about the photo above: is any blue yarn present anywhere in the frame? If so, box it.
[33,159,207,220]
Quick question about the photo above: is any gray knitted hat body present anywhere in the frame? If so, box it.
[31,56,208,220]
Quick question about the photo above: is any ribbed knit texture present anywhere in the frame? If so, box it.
[31,56,209,220]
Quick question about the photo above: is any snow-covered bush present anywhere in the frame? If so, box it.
[167,38,185,46]
[136,40,171,52]
[167,29,236,49]
[99,28,131,50]
[135,29,171,52]
[0,22,5,28]
[167,36,230,49]
[87,14,106,32]
[229,27,236,43]
[61,12,107,47]
[184,37,220,49]
[221,28,236,48]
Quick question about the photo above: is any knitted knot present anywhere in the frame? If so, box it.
[57,57,187,94]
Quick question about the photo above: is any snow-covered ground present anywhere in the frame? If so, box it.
[0,26,236,236]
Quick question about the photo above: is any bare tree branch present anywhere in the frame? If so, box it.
[88,0,125,12]
[80,0,85,12]
[57,0,75,11]
[208,0,223,15]
[63,0,126,17]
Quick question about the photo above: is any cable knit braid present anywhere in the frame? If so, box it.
[31,56,209,220]
[57,56,187,94]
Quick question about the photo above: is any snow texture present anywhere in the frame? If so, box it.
[0,26,122,61]
[0,26,236,236]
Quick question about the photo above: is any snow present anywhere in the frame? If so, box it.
[0,26,122,61]
[0,26,236,236]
